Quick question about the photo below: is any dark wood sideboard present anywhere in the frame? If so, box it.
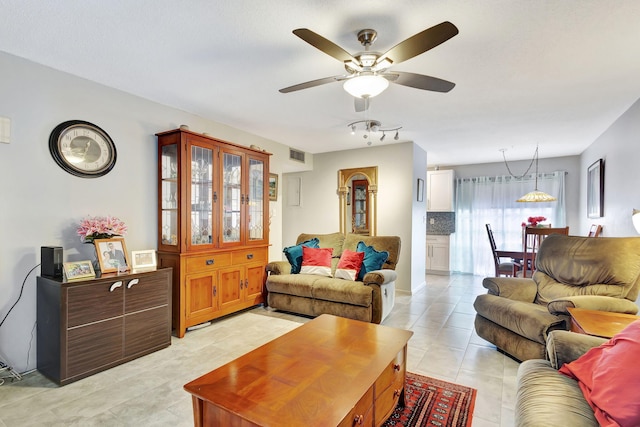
[37,268,172,385]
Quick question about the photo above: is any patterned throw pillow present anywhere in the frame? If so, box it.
[356,241,389,281]
[334,249,365,281]
[300,246,333,277]
[283,238,320,274]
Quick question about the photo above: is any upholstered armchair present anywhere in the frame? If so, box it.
[474,234,640,361]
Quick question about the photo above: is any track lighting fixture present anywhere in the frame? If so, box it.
[346,120,402,146]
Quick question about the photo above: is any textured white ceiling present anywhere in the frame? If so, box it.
[2,0,640,165]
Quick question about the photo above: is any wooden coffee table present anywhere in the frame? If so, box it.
[568,307,640,338]
[183,314,413,426]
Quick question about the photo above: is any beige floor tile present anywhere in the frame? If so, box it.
[0,274,518,426]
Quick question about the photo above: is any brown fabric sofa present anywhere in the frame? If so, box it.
[474,234,640,361]
[515,330,605,426]
[265,232,401,324]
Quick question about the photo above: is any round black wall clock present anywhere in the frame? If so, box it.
[49,120,117,178]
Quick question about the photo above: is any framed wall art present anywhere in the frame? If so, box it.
[587,158,604,218]
[417,178,425,202]
[269,173,278,201]
[94,237,130,273]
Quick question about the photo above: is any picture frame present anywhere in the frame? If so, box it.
[268,173,278,201]
[417,178,425,202]
[63,260,95,281]
[587,158,604,218]
[131,249,157,270]
[94,237,130,273]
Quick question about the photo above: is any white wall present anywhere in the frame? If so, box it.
[0,52,293,372]
[280,142,424,293]
[580,97,640,236]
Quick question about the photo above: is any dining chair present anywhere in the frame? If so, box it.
[588,224,603,237]
[520,226,570,277]
[486,224,520,277]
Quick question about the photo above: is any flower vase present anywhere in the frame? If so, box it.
[86,242,101,273]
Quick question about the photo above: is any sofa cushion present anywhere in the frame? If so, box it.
[558,320,640,427]
[311,278,373,307]
[283,237,319,274]
[356,241,389,281]
[266,274,321,298]
[334,249,365,281]
[300,246,333,277]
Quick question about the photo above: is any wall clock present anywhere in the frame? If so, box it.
[49,120,117,178]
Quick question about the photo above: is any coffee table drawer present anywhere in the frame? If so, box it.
[375,350,405,397]
[339,385,373,427]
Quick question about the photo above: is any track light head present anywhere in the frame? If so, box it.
[380,133,386,142]
[394,130,399,140]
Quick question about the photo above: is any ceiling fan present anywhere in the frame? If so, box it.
[279,22,459,112]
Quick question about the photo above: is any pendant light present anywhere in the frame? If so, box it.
[502,146,557,203]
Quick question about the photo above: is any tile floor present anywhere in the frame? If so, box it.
[0,274,518,426]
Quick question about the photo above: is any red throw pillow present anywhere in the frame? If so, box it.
[558,319,640,427]
[300,246,333,277]
[334,249,365,281]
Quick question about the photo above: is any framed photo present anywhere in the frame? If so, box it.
[94,237,130,273]
[131,249,157,270]
[417,178,425,202]
[587,159,604,218]
[269,173,278,201]
[63,260,95,281]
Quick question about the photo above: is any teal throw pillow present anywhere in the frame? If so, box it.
[356,241,389,281]
[283,238,320,274]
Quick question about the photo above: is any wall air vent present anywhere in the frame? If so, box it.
[289,148,306,163]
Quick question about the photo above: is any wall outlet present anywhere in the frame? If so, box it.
[429,218,435,225]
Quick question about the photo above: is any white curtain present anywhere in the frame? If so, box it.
[451,171,566,276]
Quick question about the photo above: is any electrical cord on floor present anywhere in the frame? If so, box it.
[0,263,40,329]
[0,263,40,383]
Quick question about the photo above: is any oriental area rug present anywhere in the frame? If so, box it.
[382,372,477,427]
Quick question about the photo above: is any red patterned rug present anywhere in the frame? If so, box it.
[382,372,477,427]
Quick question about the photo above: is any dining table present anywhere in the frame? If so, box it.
[495,249,535,276]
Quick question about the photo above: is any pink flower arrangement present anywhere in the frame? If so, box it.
[77,215,128,243]
[521,216,547,227]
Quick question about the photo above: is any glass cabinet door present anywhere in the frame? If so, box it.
[352,180,369,235]
[160,144,179,247]
[222,151,242,244]
[189,144,213,247]
[247,157,265,241]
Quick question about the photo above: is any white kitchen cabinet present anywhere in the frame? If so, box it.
[427,170,454,212]
[426,235,450,274]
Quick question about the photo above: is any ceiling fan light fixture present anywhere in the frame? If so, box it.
[343,74,389,98]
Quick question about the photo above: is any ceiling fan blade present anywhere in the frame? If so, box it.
[390,71,455,92]
[354,97,369,112]
[376,21,459,66]
[279,76,342,93]
[293,28,359,64]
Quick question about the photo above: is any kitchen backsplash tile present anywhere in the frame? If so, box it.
[427,212,455,235]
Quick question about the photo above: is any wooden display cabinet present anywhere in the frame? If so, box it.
[156,128,270,337]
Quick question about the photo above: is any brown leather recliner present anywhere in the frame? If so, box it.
[474,234,640,361]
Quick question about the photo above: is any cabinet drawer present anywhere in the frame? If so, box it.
[375,350,405,397]
[339,385,374,427]
[231,247,267,265]
[185,253,231,273]
[426,235,449,244]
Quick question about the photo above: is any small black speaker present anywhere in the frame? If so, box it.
[41,246,63,278]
